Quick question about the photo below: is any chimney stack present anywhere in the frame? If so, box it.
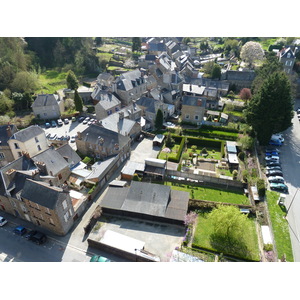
[6,125,12,138]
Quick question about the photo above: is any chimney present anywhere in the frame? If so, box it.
[49,180,53,186]
[119,111,124,120]
[6,125,13,138]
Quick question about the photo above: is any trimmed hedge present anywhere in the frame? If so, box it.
[166,136,185,163]
[186,136,223,149]
[183,128,238,141]
[201,124,240,133]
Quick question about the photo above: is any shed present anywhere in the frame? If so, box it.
[153,134,165,146]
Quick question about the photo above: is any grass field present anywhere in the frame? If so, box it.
[266,191,294,261]
[193,212,260,261]
[162,181,249,205]
[37,70,67,94]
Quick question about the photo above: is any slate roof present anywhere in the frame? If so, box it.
[100,181,189,222]
[99,111,136,136]
[56,144,81,169]
[79,124,130,149]
[182,95,206,107]
[145,54,157,61]
[92,87,121,108]
[224,70,256,81]
[136,97,160,114]
[183,84,205,95]
[116,70,145,91]
[86,156,118,181]
[21,179,69,209]
[32,94,59,108]
[10,125,45,142]
[280,47,295,59]
[148,42,166,52]
[32,147,69,176]
[0,124,17,146]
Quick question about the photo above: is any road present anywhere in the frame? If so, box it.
[280,98,300,261]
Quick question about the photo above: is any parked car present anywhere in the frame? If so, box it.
[0,216,8,227]
[28,231,47,245]
[78,116,85,123]
[64,118,69,124]
[13,226,27,236]
[90,255,111,262]
[265,156,280,162]
[57,119,63,126]
[266,165,282,171]
[87,121,92,125]
[265,151,279,157]
[48,133,57,140]
[268,176,285,184]
[265,148,280,153]
[25,230,37,239]
[269,139,282,146]
[51,120,57,127]
[266,170,283,177]
[270,182,288,193]
[45,122,51,128]
[70,135,76,143]
[72,117,76,122]
[266,161,281,167]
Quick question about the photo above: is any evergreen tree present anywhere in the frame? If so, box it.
[155,109,163,130]
[66,70,79,90]
[74,89,83,112]
[132,37,141,52]
[245,71,293,145]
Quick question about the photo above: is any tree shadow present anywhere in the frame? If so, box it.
[210,233,252,260]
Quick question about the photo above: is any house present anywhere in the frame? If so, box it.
[147,41,166,56]
[55,144,82,170]
[7,125,49,160]
[21,179,75,235]
[100,181,189,225]
[115,69,153,106]
[121,161,145,181]
[31,94,64,120]
[144,158,166,180]
[278,47,296,75]
[221,70,256,90]
[94,90,122,119]
[138,54,157,69]
[0,125,18,167]
[96,72,115,89]
[75,124,131,161]
[99,111,142,142]
[135,96,166,128]
[181,95,206,124]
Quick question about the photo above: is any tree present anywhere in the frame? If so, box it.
[64,98,75,111]
[132,37,141,52]
[238,135,254,151]
[155,109,163,130]
[66,70,79,90]
[11,71,39,93]
[211,64,221,79]
[240,41,265,68]
[74,89,83,112]
[165,131,175,148]
[182,37,191,45]
[239,88,252,102]
[208,205,250,253]
[94,37,103,46]
[245,71,293,145]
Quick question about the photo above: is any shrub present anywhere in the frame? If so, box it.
[232,170,238,180]
[257,179,266,198]
[238,151,245,161]
[264,243,273,251]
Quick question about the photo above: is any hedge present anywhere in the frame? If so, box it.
[183,129,238,141]
[167,136,185,163]
[200,124,240,133]
[186,136,223,149]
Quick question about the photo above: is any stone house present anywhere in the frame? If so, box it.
[7,125,49,160]
[0,125,18,168]
[75,124,131,161]
[181,95,206,124]
[94,90,122,120]
[278,47,296,75]
[21,179,75,235]
[221,70,256,91]
[31,94,64,120]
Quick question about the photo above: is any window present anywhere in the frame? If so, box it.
[58,173,62,180]
[37,145,41,151]
[49,218,55,226]
[62,200,67,210]
[35,137,39,143]
[287,53,291,58]
[64,211,69,223]
[18,152,22,157]
[36,203,40,210]
[45,207,51,215]
[0,152,5,160]
[185,114,190,119]
[14,143,20,149]
[194,115,199,120]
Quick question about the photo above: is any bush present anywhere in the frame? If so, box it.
[232,170,238,180]
[238,151,245,161]
[263,243,273,251]
[257,179,266,198]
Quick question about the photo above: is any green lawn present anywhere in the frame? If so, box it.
[162,181,249,205]
[193,212,260,261]
[158,144,181,161]
[266,191,294,261]
[37,70,67,94]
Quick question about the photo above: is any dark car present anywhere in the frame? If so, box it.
[265,151,279,157]
[270,182,288,193]
[25,230,37,239]
[13,226,27,236]
[266,170,283,177]
[45,122,51,128]
[29,231,47,245]
[266,161,281,167]
[266,165,282,171]
[268,176,285,184]
[51,120,57,127]
[78,116,85,123]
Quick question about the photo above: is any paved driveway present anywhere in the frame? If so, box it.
[129,137,161,163]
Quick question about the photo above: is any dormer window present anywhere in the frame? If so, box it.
[287,53,291,58]
[35,137,39,143]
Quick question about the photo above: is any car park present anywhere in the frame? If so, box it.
[270,182,288,193]
[0,216,8,227]
[13,225,27,236]
[57,119,63,126]
[45,122,51,128]
[266,169,283,177]
[90,255,111,262]
[64,118,69,124]
[51,120,57,127]
[28,231,47,245]
[268,176,285,184]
